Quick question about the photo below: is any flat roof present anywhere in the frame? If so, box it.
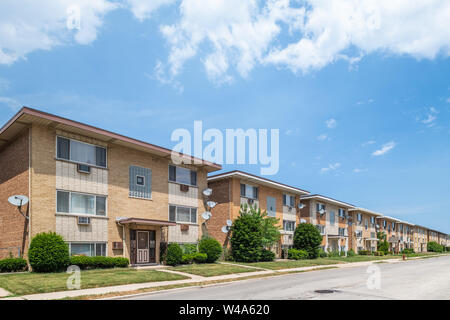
[207,170,310,195]
[0,107,221,172]
[348,207,383,216]
[300,194,355,208]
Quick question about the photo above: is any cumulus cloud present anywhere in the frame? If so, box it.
[126,0,176,21]
[0,0,117,64]
[320,162,341,174]
[372,141,396,156]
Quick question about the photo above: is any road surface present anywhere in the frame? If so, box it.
[116,255,450,300]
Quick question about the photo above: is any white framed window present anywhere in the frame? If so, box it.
[316,225,325,235]
[370,216,375,224]
[57,190,107,216]
[68,242,107,257]
[240,183,258,200]
[316,203,326,212]
[169,165,197,186]
[56,136,107,168]
[339,228,346,236]
[329,211,335,225]
[356,230,363,238]
[283,194,295,207]
[283,220,295,232]
[338,208,346,218]
[169,205,197,223]
[357,213,362,222]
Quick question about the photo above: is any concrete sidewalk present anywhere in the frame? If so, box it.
[1,255,441,300]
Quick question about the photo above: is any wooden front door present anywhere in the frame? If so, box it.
[137,231,149,263]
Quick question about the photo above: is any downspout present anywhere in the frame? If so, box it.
[117,221,126,258]
[27,126,32,255]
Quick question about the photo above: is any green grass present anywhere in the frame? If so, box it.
[171,263,256,277]
[0,268,187,296]
[325,255,398,262]
[236,258,342,270]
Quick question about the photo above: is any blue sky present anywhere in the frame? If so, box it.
[0,1,449,233]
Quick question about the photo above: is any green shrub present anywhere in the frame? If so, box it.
[402,248,415,254]
[28,232,70,273]
[347,249,356,257]
[181,253,195,264]
[327,250,340,257]
[199,237,222,263]
[193,252,208,264]
[180,243,198,255]
[427,242,444,253]
[69,256,129,270]
[446,247,450,252]
[230,208,263,262]
[0,258,28,273]
[288,249,309,260]
[318,248,328,258]
[374,251,384,256]
[160,242,168,263]
[259,249,275,262]
[358,250,371,256]
[293,223,323,259]
[166,243,183,266]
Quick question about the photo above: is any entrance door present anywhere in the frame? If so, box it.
[137,231,149,264]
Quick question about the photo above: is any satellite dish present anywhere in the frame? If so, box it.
[202,188,212,197]
[202,212,212,220]
[206,201,217,208]
[298,203,305,209]
[8,195,29,207]
[221,226,231,233]
[300,219,306,223]
[319,209,325,215]
[226,219,232,227]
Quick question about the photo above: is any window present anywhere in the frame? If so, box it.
[169,205,197,223]
[356,230,363,238]
[329,211,335,225]
[169,165,197,186]
[370,216,375,224]
[283,195,295,207]
[392,222,395,231]
[57,191,107,216]
[56,137,107,168]
[338,208,346,218]
[69,242,106,257]
[283,220,295,232]
[316,225,325,235]
[365,219,368,230]
[316,203,326,212]
[339,228,346,236]
[136,176,145,186]
[240,184,258,199]
[383,220,387,228]
[357,213,362,222]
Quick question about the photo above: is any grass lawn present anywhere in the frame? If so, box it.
[0,268,187,296]
[171,263,257,277]
[324,255,399,262]
[236,258,342,270]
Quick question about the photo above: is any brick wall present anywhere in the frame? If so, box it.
[207,179,231,246]
[0,128,30,258]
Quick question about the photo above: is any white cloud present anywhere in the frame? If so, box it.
[353,168,367,173]
[362,140,376,147]
[127,0,176,21]
[317,134,328,141]
[0,0,117,64]
[320,162,341,174]
[148,0,450,82]
[420,107,439,127]
[0,96,21,111]
[326,118,337,129]
[372,141,396,156]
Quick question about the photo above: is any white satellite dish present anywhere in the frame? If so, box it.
[298,203,305,209]
[206,201,217,208]
[300,219,306,223]
[8,195,29,207]
[202,188,212,197]
[221,226,231,233]
[202,211,212,220]
[319,209,325,215]
[226,219,232,227]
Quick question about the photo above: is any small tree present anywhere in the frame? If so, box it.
[230,205,263,262]
[377,232,389,254]
[166,243,183,266]
[293,223,322,259]
[28,232,70,273]
[198,237,222,263]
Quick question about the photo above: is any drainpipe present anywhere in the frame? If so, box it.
[117,221,126,258]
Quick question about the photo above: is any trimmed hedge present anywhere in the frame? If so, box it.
[401,249,415,254]
[0,258,28,273]
[427,241,444,253]
[198,237,222,263]
[193,252,207,264]
[259,248,275,262]
[288,249,309,260]
[166,243,183,266]
[28,232,70,273]
[358,250,371,256]
[374,251,384,256]
[347,249,356,257]
[69,256,129,270]
[181,252,208,264]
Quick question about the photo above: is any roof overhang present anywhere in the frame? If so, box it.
[378,215,402,222]
[116,217,176,226]
[300,194,354,208]
[0,107,222,172]
[348,207,383,216]
[208,170,310,195]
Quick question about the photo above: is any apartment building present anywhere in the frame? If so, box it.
[299,195,354,254]
[0,107,221,263]
[377,215,405,253]
[413,225,428,252]
[347,208,381,253]
[428,229,439,244]
[206,171,309,256]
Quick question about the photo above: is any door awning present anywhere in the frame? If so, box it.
[116,217,176,226]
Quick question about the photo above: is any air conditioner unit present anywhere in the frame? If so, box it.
[248,198,254,205]
[78,216,91,225]
[77,163,91,174]
[288,206,293,212]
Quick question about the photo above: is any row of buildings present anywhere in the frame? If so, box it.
[0,107,448,264]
